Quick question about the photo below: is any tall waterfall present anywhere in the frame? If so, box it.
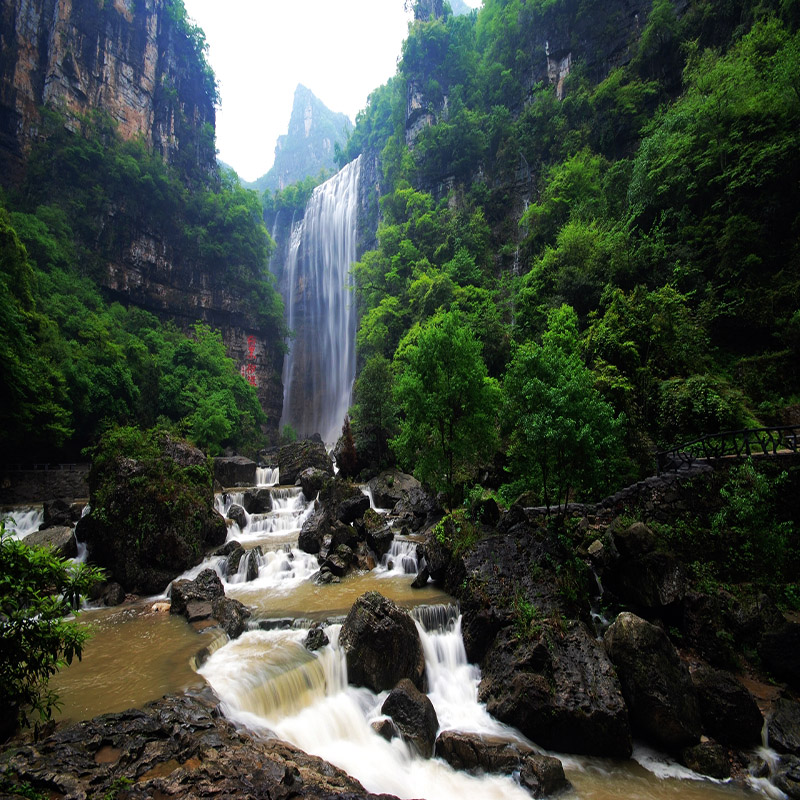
[280,156,362,445]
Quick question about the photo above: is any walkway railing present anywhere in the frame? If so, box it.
[656,426,800,473]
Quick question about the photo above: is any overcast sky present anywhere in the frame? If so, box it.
[182,0,481,182]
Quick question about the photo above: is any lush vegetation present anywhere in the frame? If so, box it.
[0,109,283,460]
[0,520,103,739]
[336,0,799,508]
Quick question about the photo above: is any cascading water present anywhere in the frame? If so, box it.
[280,156,362,445]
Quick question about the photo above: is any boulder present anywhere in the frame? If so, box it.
[317,479,370,525]
[366,525,394,559]
[222,542,246,577]
[322,546,353,578]
[769,699,800,756]
[775,756,800,799]
[41,498,82,530]
[336,492,371,525]
[612,521,656,559]
[297,467,328,500]
[242,488,272,514]
[339,592,426,692]
[411,565,430,588]
[330,520,359,551]
[606,551,689,613]
[471,497,500,526]
[299,509,330,555]
[691,665,763,747]
[213,456,257,488]
[170,569,225,617]
[211,596,251,639]
[278,440,333,486]
[242,547,261,582]
[227,503,248,530]
[371,718,395,741]
[78,432,227,595]
[479,620,632,758]
[681,591,739,669]
[22,526,76,559]
[102,582,126,607]
[760,623,800,688]
[604,612,702,752]
[368,469,421,510]
[681,741,731,779]
[381,678,439,757]
[433,732,567,797]
[304,626,330,652]
[393,486,442,532]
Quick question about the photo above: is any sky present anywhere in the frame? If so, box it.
[182,0,482,182]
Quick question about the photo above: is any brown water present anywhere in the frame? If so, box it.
[50,604,216,723]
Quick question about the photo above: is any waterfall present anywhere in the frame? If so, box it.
[280,157,362,445]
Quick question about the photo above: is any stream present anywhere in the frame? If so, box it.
[9,478,778,800]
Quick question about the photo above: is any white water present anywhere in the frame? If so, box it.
[280,156,362,445]
[256,467,280,487]
[1,506,44,539]
[200,610,531,800]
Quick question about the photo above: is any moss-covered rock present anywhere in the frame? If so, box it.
[77,428,226,594]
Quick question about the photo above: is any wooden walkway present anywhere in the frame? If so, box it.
[656,426,800,473]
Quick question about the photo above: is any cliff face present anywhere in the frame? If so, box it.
[0,0,215,179]
[0,0,284,438]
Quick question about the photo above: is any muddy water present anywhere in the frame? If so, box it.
[49,604,216,723]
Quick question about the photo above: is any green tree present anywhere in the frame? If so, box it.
[0,521,103,739]
[503,305,625,512]
[392,311,499,508]
[351,354,398,468]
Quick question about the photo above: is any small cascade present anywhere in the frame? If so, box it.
[280,156,362,445]
[411,603,461,634]
[256,467,280,487]
[361,485,391,514]
[378,538,419,576]
[1,506,44,539]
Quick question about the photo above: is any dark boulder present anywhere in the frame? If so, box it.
[368,469,421,510]
[691,665,763,747]
[339,592,426,692]
[604,612,702,752]
[322,545,354,578]
[299,509,330,555]
[371,718,396,741]
[337,492,371,525]
[211,596,251,639]
[381,678,439,757]
[681,591,739,669]
[222,542,246,577]
[41,498,82,529]
[330,520,359,551]
[519,755,569,799]
[367,525,394,559]
[317,479,370,525]
[471,497,500,526]
[22,525,76,559]
[170,569,225,616]
[606,551,689,614]
[278,440,333,486]
[393,486,443,533]
[611,520,656,559]
[411,565,430,588]
[776,756,800,799]
[681,741,731,779]
[297,467,328,500]
[78,431,226,595]
[227,503,248,529]
[769,699,800,756]
[479,620,632,758]
[760,623,800,689]
[242,488,273,514]
[214,456,257,487]
[102,582,126,607]
[242,547,261,582]
[304,626,330,652]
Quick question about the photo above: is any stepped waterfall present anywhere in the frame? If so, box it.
[280,156,362,445]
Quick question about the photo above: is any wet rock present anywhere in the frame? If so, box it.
[185,600,213,622]
[102,582,126,607]
[381,678,439,757]
[606,551,689,614]
[681,740,731,779]
[340,592,426,692]
[304,626,330,651]
[0,694,395,800]
[211,596,251,639]
[691,665,763,747]
[611,520,656,559]
[366,525,394,559]
[323,546,353,578]
[278,440,333,486]
[411,565,430,588]
[368,469,421,510]
[223,542,245,577]
[297,467,327,500]
[604,612,701,752]
[170,569,225,616]
[479,620,632,758]
[330,520,359,551]
[681,591,739,670]
[393,486,443,532]
[21,525,76,559]
[213,456,257,487]
[41,498,82,529]
[760,623,800,689]
[226,503,248,530]
[519,754,569,798]
[337,492,371,525]
[769,699,800,756]
[732,592,785,646]
[299,509,330,554]
[242,488,272,514]
[471,497,500,526]
[243,547,261,582]
[371,718,396,741]
[775,755,800,799]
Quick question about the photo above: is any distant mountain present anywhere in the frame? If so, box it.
[448,0,477,15]
[245,85,352,194]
